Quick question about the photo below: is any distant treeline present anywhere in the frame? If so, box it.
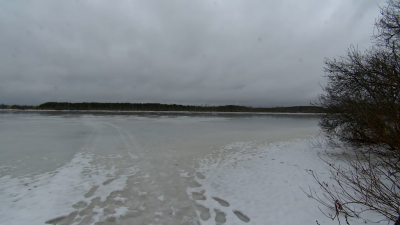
[26,102,326,113]
[1,104,36,110]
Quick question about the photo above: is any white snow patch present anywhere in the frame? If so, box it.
[108,154,123,159]
[192,137,393,225]
[138,191,147,196]
[128,153,138,160]
[89,205,130,224]
[170,206,176,216]
[0,151,137,225]
[114,206,130,217]
[138,202,146,211]
[113,195,127,203]
[178,170,192,178]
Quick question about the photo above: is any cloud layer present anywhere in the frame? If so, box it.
[0,0,385,106]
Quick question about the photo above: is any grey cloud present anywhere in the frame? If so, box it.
[0,0,386,106]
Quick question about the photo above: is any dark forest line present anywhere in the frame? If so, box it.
[1,102,325,113]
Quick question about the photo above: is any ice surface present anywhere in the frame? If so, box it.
[4,112,385,224]
[0,150,137,225]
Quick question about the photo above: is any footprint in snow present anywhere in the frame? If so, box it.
[190,173,250,223]
[102,177,118,185]
[233,210,250,222]
[191,192,206,200]
[212,196,250,223]
[84,186,98,198]
[195,204,211,221]
[196,172,205,179]
[212,197,229,207]
[214,209,226,224]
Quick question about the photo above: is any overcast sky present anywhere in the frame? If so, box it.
[0,0,386,107]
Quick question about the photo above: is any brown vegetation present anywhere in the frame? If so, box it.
[307,1,400,224]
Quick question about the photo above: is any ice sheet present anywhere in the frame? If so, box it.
[3,112,349,225]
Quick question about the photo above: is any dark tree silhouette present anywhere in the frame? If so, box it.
[307,1,400,224]
[36,102,324,113]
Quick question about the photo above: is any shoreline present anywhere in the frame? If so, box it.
[0,109,322,115]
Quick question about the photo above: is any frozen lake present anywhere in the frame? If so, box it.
[0,111,340,225]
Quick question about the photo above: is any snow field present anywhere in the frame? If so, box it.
[188,137,392,225]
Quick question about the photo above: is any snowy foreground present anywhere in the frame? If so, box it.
[0,136,391,225]
[192,138,390,225]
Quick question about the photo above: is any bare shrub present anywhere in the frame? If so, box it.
[308,1,400,224]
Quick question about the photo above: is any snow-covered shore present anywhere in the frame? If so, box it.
[190,137,392,225]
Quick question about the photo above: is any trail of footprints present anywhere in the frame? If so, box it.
[45,171,157,224]
[44,164,249,224]
[45,167,202,225]
[190,172,251,224]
